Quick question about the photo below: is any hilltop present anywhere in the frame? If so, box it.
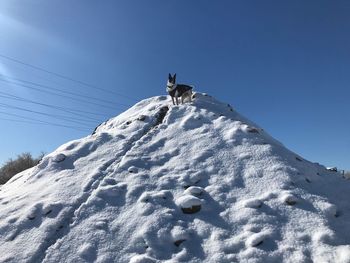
[0,93,349,263]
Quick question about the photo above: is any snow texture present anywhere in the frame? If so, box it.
[175,195,202,209]
[184,186,204,196]
[241,198,263,209]
[0,93,349,262]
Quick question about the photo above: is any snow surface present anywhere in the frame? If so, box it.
[175,195,202,209]
[184,186,204,197]
[0,93,350,262]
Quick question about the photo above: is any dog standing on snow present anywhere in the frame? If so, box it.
[166,73,193,105]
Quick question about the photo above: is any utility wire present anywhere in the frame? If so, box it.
[71,108,107,117]
[0,111,90,131]
[0,116,50,125]
[0,102,95,127]
[0,53,138,102]
[0,74,130,107]
[0,90,109,117]
[0,91,101,122]
[0,78,119,110]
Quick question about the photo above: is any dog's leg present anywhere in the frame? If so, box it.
[184,92,190,103]
[175,96,179,105]
[171,96,175,105]
[181,95,184,104]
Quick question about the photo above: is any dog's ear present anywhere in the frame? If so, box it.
[174,73,176,82]
[168,73,172,80]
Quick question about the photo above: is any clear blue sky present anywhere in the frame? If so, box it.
[0,0,349,170]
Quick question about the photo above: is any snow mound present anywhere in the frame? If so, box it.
[0,93,349,263]
[175,194,202,214]
[184,186,204,196]
[241,198,263,208]
[245,230,271,247]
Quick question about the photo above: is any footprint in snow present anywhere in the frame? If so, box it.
[138,190,173,204]
[42,202,62,217]
[245,231,270,247]
[7,217,18,224]
[96,183,127,198]
[317,201,339,217]
[171,225,189,247]
[312,230,336,244]
[280,193,298,206]
[27,202,62,220]
[305,178,311,183]
[6,202,61,241]
[27,203,42,220]
[138,190,174,215]
[128,166,138,173]
[180,172,203,189]
[137,115,147,121]
[95,219,108,230]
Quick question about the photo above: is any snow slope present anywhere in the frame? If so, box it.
[0,93,349,263]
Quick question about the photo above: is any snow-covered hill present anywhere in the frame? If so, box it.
[0,93,349,263]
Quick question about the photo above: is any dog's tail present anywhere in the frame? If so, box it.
[189,86,195,101]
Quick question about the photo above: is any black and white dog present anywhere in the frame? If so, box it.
[166,73,193,105]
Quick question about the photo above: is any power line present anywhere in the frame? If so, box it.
[0,116,48,125]
[0,77,119,110]
[0,102,95,127]
[0,103,94,127]
[72,108,107,117]
[0,111,90,131]
[0,90,109,117]
[0,91,101,122]
[0,110,91,131]
[0,53,138,102]
[0,74,130,107]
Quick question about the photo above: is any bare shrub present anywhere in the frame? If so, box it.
[0,152,44,185]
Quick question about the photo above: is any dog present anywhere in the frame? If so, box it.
[166,73,193,105]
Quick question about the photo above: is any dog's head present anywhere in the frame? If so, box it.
[167,73,176,87]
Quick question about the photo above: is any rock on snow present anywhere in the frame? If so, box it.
[0,93,349,263]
